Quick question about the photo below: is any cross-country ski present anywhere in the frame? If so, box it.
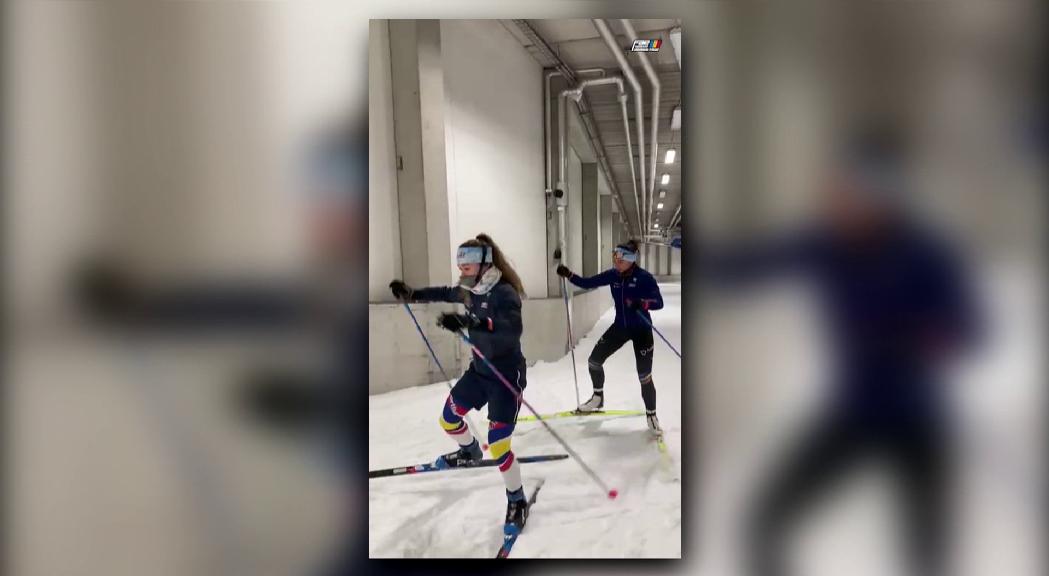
[368,454,569,479]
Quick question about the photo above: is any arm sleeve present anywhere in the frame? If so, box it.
[642,275,664,311]
[568,269,615,290]
[410,286,465,304]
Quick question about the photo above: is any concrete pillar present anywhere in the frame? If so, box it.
[566,147,583,280]
[389,21,427,287]
[581,163,600,277]
[614,215,627,248]
[600,195,613,272]
[417,21,454,287]
[369,20,403,301]
[546,76,566,298]
[389,20,453,287]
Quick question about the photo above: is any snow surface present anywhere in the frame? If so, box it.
[369,283,682,558]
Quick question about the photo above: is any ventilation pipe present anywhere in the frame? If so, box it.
[555,75,642,238]
[593,19,646,237]
[619,19,662,234]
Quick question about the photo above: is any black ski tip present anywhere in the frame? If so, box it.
[553,248,562,260]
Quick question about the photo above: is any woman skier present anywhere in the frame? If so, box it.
[556,239,665,435]
[389,233,531,535]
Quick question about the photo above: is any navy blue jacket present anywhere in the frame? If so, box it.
[568,265,664,329]
[410,280,525,378]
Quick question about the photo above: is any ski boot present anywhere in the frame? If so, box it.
[434,438,483,469]
[504,488,530,535]
[646,410,663,436]
[576,391,604,413]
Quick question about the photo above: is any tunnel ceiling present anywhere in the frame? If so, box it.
[504,19,683,240]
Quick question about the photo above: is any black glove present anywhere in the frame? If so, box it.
[437,313,479,333]
[389,280,413,301]
[555,264,573,279]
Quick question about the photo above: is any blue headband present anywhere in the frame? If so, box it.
[614,246,638,263]
[457,245,492,265]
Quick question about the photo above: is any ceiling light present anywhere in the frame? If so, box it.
[659,190,666,198]
[657,203,664,210]
[661,174,670,185]
[664,149,676,164]
[670,107,681,131]
[654,223,660,229]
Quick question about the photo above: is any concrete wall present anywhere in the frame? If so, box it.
[521,288,612,365]
[369,288,611,394]
[441,19,546,297]
[369,301,464,395]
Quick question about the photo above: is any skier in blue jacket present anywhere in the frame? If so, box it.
[555,239,665,434]
[389,233,532,534]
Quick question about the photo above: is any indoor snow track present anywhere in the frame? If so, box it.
[369,283,682,558]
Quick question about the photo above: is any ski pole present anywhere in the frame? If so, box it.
[401,301,488,451]
[456,329,619,500]
[553,248,581,408]
[634,309,682,359]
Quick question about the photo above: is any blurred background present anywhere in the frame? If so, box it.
[4,2,363,575]
[3,1,1043,575]
[692,2,1044,576]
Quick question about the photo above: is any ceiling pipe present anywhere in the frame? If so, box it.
[559,76,641,239]
[557,75,642,239]
[668,204,682,231]
[594,19,646,239]
[619,19,661,234]
[545,68,606,194]
[617,90,642,238]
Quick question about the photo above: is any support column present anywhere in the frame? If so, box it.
[581,163,600,277]
[600,194,613,271]
[547,76,567,297]
[389,20,453,287]
[417,20,453,287]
